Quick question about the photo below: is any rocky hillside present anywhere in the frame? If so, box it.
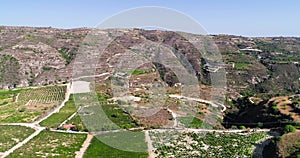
[1,26,300,99]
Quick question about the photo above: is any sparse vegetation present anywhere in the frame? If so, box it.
[277,131,300,158]
[150,130,270,157]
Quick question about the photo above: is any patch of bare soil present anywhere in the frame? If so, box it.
[137,109,173,128]
[270,96,300,123]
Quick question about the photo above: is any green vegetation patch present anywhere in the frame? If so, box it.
[0,102,40,123]
[284,125,296,133]
[18,86,66,104]
[0,125,35,152]
[0,86,66,123]
[84,131,148,158]
[234,62,249,69]
[58,48,72,65]
[8,130,87,158]
[131,69,150,75]
[66,114,87,132]
[0,88,26,100]
[101,104,138,129]
[39,94,77,128]
[178,116,203,128]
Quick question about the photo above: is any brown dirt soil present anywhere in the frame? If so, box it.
[137,109,173,128]
[270,96,300,122]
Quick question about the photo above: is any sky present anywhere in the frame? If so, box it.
[1,0,300,37]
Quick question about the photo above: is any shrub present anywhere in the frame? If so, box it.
[257,122,263,128]
[42,66,51,71]
[0,101,8,106]
[272,105,279,113]
[239,125,246,129]
[275,136,282,141]
[284,125,296,133]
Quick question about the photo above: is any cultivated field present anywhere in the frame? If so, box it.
[39,94,76,128]
[7,130,87,158]
[0,125,35,152]
[0,86,66,123]
[149,130,270,157]
[84,131,148,158]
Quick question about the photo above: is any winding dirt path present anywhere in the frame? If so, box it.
[14,93,20,102]
[0,84,71,158]
[167,108,178,127]
[75,134,94,158]
[1,127,45,158]
[34,83,71,124]
[145,131,157,158]
[169,94,227,112]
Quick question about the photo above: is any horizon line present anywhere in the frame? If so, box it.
[1,25,299,38]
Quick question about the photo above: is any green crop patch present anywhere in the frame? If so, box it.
[84,131,148,158]
[0,125,35,152]
[101,104,138,129]
[178,116,203,128]
[0,86,66,123]
[8,130,87,158]
[39,94,77,128]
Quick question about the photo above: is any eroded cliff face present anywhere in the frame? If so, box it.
[0,26,89,88]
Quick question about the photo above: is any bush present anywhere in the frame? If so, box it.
[272,105,279,113]
[257,122,263,128]
[275,136,282,141]
[239,125,246,129]
[0,101,8,106]
[284,125,296,133]
[42,66,51,71]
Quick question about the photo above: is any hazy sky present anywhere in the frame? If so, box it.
[1,0,299,37]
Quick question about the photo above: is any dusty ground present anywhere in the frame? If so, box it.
[269,96,300,122]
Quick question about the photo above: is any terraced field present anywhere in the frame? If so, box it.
[0,86,66,123]
[0,85,276,158]
[18,86,66,104]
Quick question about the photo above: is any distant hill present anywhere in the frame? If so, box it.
[1,26,300,100]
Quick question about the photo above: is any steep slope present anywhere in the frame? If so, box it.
[0,26,300,99]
